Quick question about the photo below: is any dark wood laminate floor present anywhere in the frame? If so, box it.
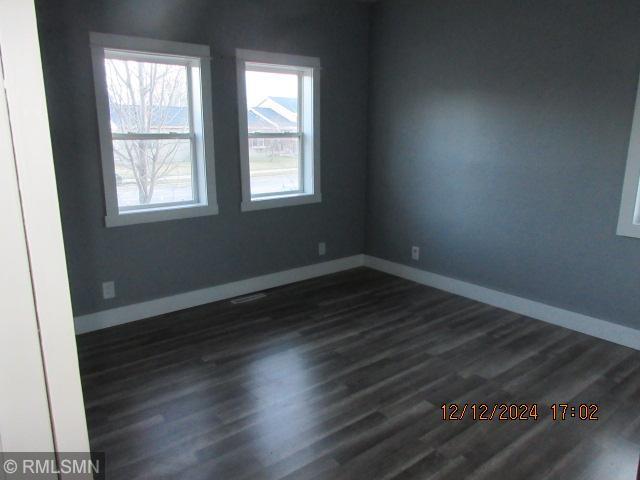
[77,268,640,480]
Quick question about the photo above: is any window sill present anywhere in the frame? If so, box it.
[616,222,640,239]
[105,203,218,227]
[241,192,321,212]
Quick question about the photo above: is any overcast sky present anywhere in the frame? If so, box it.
[245,70,297,108]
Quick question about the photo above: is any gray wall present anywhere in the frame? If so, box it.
[367,0,640,329]
[38,0,640,330]
[36,0,370,316]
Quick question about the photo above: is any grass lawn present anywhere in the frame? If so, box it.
[249,153,299,171]
[115,153,298,184]
[116,161,193,182]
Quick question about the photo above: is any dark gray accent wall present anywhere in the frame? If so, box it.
[367,0,640,328]
[36,0,370,316]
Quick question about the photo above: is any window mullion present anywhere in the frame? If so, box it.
[112,132,192,141]
[248,132,301,139]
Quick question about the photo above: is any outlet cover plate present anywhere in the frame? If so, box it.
[102,281,115,299]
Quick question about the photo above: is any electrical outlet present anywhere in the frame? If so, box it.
[102,281,115,299]
[318,242,326,256]
[411,246,420,261]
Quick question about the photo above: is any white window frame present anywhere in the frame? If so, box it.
[90,33,218,227]
[617,72,640,238]
[236,49,321,212]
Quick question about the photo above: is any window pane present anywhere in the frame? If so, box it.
[113,139,194,208]
[105,56,190,134]
[249,137,301,195]
[245,70,298,134]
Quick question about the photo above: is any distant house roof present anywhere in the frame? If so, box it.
[108,97,298,134]
[109,104,189,130]
[247,110,275,131]
[268,96,297,114]
[253,107,296,129]
[247,96,298,132]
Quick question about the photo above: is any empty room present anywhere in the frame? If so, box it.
[2,0,640,478]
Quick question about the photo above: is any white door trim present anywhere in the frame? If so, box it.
[0,26,55,456]
[0,0,90,456]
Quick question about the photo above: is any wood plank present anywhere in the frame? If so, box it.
[76,268,640,479]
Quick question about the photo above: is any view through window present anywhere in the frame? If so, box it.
[245,69,301,196]
[105,54,196,209]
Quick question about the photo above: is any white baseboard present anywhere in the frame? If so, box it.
[364,255,640,351]
[75,253,640,351]
[74,255,365,334]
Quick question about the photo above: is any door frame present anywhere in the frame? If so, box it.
[0,0,90,458]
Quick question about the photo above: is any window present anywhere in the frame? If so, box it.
[617,73,640,238]
[90,33,218,227]
[236,49,321,211]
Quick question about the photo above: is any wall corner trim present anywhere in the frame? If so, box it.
[74,255,365,334]
[364,255,640,352]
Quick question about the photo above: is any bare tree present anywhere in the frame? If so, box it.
[106,58,189,204]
